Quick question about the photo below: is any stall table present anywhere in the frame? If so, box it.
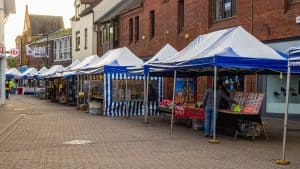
[218,109,269,140]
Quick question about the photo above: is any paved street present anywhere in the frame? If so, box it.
[0,96,299,169]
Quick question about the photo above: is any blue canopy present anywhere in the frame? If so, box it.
[146,26,288,74]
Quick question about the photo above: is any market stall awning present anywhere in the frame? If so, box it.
[22,68,39,79]
[147,26,287,73]
[41,65,64,78]
[64,59,81,71]
[38,66,49,74]
[69,55,101,71]
[81,47,144,74]
[6,68,23,79]
[128,44,178,75]
[287,46,300,66]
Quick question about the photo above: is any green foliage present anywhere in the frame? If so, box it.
[6,57,17,68]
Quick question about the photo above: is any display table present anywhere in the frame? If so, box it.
[174,106,205,120]
[218,109,268,140]
[157,106,204,120]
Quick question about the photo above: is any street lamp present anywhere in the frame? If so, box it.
[35,34,49,67]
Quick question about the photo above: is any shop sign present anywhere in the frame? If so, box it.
[9,48,19,57]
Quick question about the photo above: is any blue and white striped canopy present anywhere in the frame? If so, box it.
[287,46,300,67]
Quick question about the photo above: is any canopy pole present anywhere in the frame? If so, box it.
[144,73,149,124]
[76,74,79,108]
[210,66,220,144]
[171,71,177,131]
[276,64,291,165]
[125,74,129,119]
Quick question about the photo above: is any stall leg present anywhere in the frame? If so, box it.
[171,71,177,131]
[144,73,149,124]
[125,74,129,119]
[276,66,291,165]
[209,66,220,144]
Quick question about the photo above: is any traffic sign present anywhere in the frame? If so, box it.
[9,48,19,57]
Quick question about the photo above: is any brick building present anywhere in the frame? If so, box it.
[19,5,65,68]
[27,29,72,69]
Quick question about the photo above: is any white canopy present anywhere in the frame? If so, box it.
[41,65,64,78]
[70,55,101,71]
[146,44,178,64]
[38,66,48,74]
[6,68,22,79]
[86,47,144,70]
[22,68,39,79]
[64,59,81,71]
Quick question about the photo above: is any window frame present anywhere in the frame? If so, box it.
[177,0,185,33]
[150,10,155,39]
[212,0,236,21]
[75,31,80,51]
[129,18,134,44]
[135,16,140,41]
[84,28,88,50]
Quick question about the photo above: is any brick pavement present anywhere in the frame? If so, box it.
[0,95,299,169]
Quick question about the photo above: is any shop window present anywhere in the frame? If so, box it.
[177,0,184,33]
[135,16,139,41]
[212,0,236,21]
[84,28,88,49]
[150,10,155,39]
[129,18,133,43]
[75,31,80,51]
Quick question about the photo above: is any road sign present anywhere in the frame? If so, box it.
[9,48,19,57]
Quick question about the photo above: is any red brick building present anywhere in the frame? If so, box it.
[96,0,300,100]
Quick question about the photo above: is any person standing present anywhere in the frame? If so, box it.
[203,81,232,137]
[5,81,10,99]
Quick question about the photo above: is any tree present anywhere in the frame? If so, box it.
[6,57,17,68]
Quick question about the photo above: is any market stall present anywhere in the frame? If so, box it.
[67,55,101,109]
[41,65,64,101]
[278,46,300,165]
[146,26,288,142]
[21,68,39,95]
[80,47,163,117]
[36,66,48,99]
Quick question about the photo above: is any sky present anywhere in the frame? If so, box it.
[5,0,74,50]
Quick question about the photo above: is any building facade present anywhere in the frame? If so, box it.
[93,0,300,114]
[71,0,99,61]
[27,29,72,68]
[19,5,64,68]
[0,0,15,104]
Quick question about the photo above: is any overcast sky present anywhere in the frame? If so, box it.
[5,0,74,50]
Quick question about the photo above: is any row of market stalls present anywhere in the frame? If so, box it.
[6,26,298,164]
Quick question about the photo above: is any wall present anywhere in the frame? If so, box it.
[28,40,54,69]
[71,13,97,61]
[0,0,5,104]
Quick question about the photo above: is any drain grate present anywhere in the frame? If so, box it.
[63,140,93,145]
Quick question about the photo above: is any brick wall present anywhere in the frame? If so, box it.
[28,41,54,69]
[117,0,300,102]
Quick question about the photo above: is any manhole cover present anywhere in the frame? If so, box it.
[63,140,93,145]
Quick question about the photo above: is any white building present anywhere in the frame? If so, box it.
[71,0,98,61]
[0,0,15,105]
[71,0,121,61]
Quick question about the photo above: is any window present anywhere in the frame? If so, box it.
[60,39,63,60]
[135,16,139,41]
[84,28,88,49]
[75,31,80,51]
[178,0,184,33]
[129,18,133,43]
[212,0,236,21]
[150,11,155,38]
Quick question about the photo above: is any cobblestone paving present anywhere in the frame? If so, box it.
[0,96,299,169]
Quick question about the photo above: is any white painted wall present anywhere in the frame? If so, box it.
[71,13,97,61]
